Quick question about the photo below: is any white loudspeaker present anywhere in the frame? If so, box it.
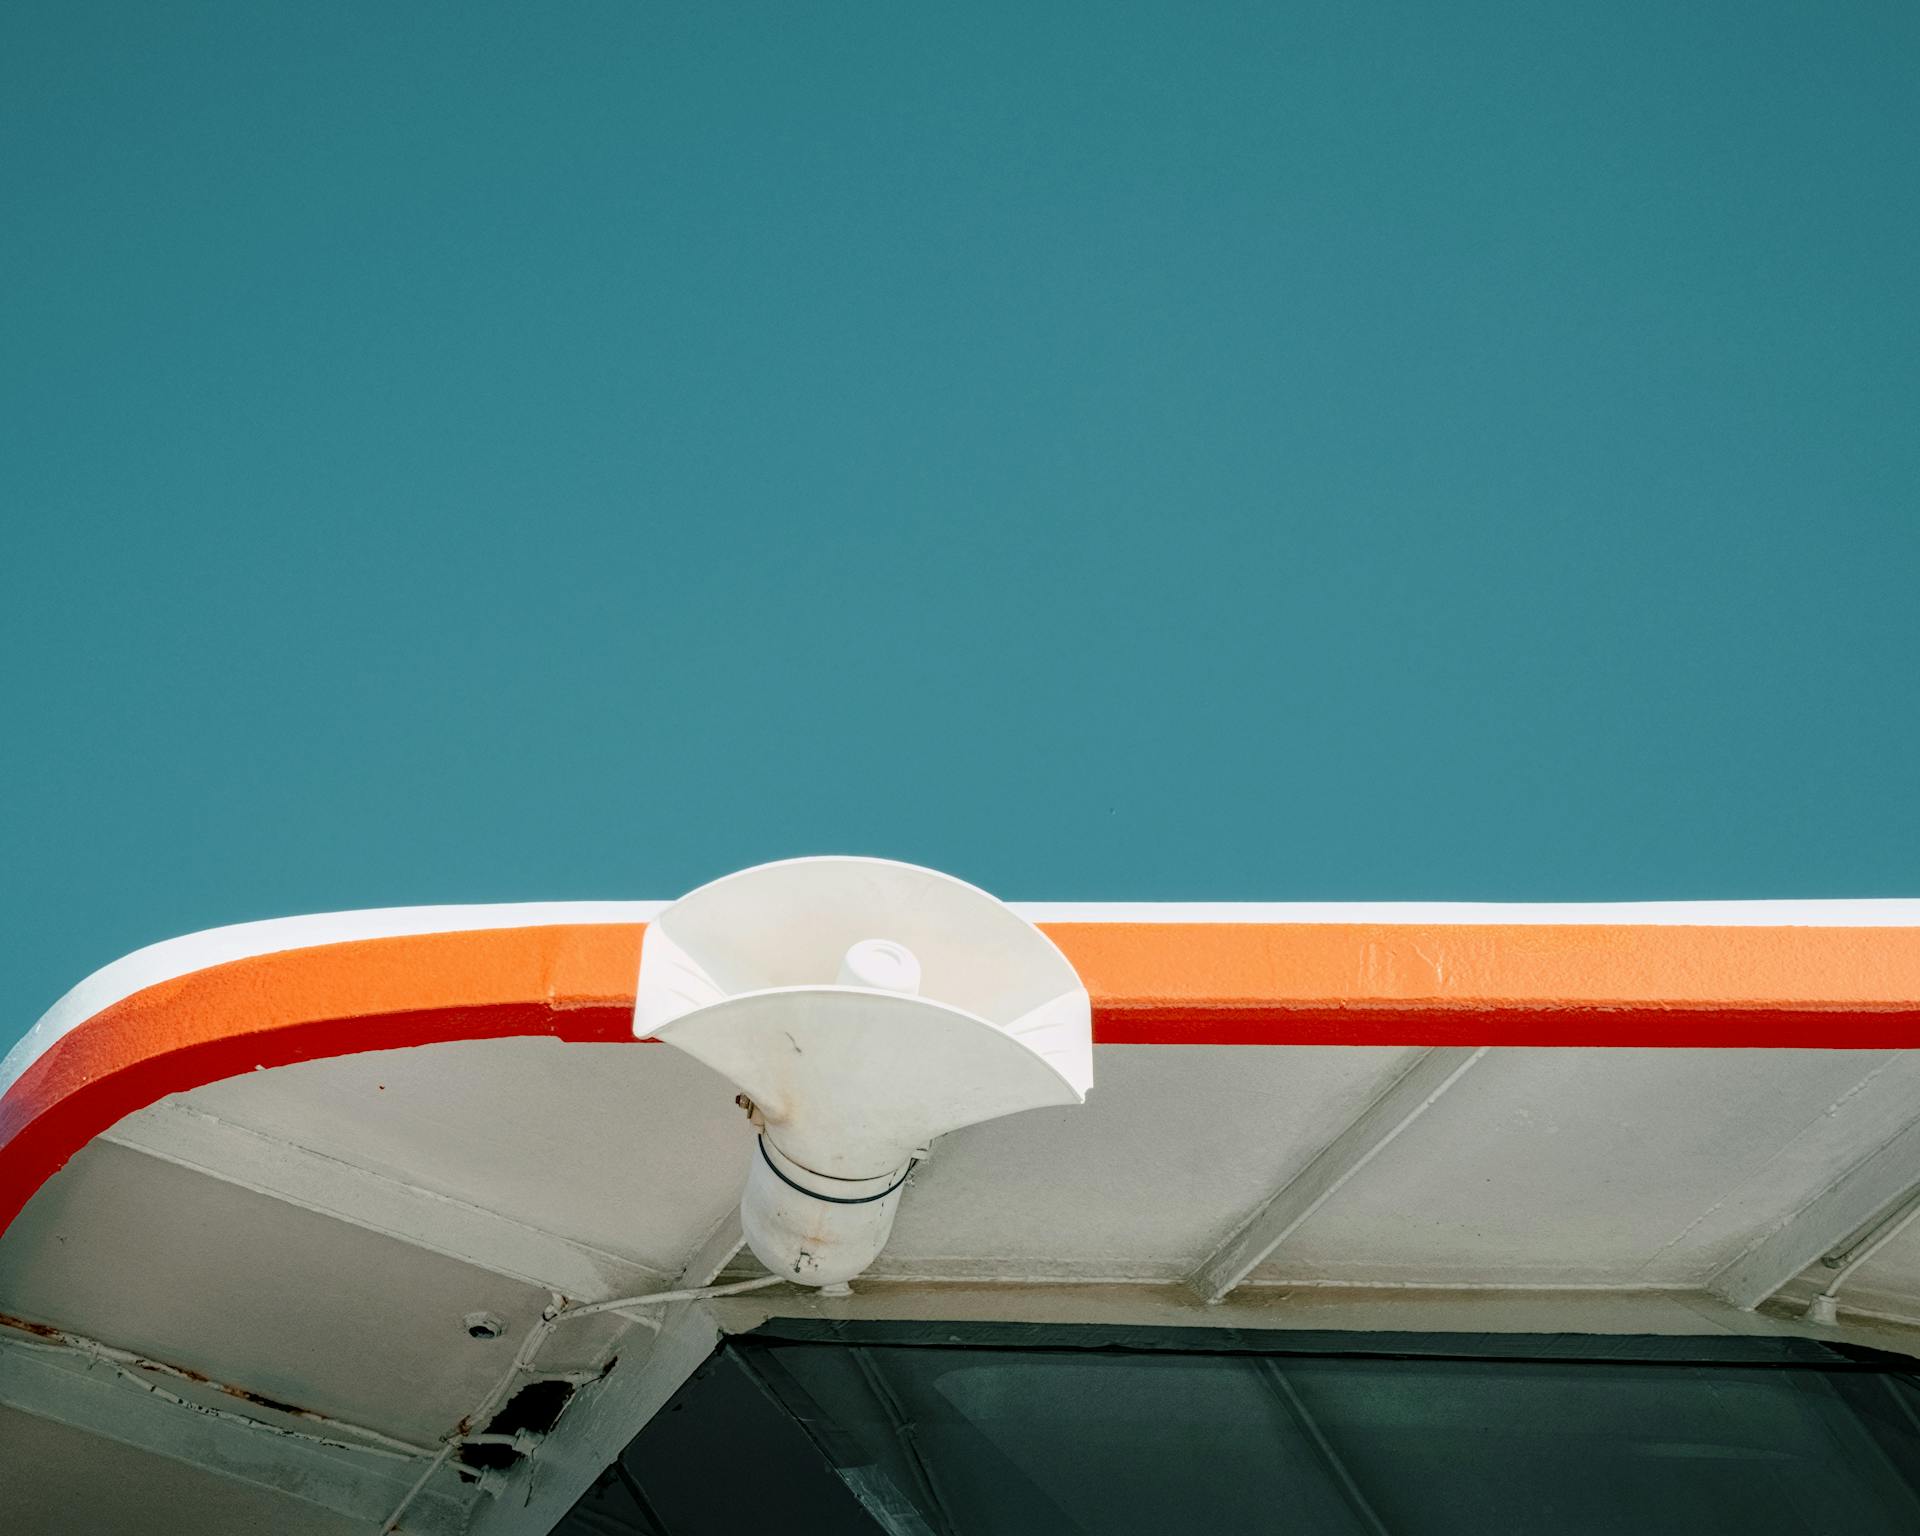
[634,857,1093,1287]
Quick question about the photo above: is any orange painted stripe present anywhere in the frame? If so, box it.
[4,919,1920,1236]
[1060,922,1920,1044]
[0,924,643,1236]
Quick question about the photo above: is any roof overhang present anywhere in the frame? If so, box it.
[7,899,1920,1533]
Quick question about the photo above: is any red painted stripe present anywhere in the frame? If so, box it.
[1093,1005,1920,1049]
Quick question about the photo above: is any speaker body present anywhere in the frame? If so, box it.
[634,857,1093,1285]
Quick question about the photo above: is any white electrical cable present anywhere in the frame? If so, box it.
[558,1273,787,1320]
[378,1441,459,1535]
[1807,1189,1920,1324]
[377,1274,786,1533]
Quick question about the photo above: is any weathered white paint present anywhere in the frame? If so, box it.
[0,1334,469,1535]
[1709,1115,1920,1310]
[1189,1048,1489,1302]
[464,1297,726,1536]
[1256,1049,1920,1290]
[700,1279,1879,1343]
[677,1207,748,1288]
[459,1217,767,1536]
[102,1100,671,1300]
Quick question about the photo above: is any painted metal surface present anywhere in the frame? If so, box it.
[0,1334,467,1534]
[100,1099,672,1299]
[457,1219,759,1536]
[8,1045,1920,1530]
[1709,1115,1920,1310]
[7,903,1920,1239]
[1189,1047,1489,1302]
[5,901,1920,1532]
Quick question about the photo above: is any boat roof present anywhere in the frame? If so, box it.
[5,900,1920,1533]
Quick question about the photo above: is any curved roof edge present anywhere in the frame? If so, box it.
[15,898,1920,1094]
[5,900,1920,1238]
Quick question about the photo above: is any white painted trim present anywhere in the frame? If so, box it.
[1231,1278,1701,1294]
[701,1281,1913,1349]
[1017,900,1920,926]
[1189,1047,1490,1303]
[0,1334,469,1534]
[9,897,1918,1101]
[1,901,665,1099]
[1812,1296,1920,1332]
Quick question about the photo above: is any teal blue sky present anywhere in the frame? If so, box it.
[4,3,1917,1044]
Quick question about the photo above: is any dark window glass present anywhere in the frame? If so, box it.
[557,1329,1920,1535]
